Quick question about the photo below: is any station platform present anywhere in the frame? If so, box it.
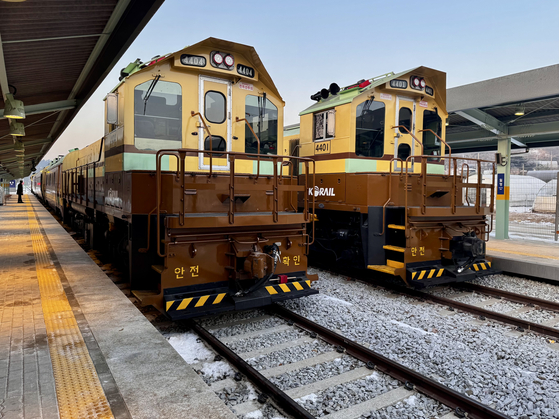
[487,238,559,281]
[0,194,236,419]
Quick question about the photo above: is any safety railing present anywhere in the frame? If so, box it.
[379,153,496,239]
[152,148,315,258]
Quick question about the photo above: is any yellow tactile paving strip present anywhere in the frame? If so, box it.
[25,198,115,419]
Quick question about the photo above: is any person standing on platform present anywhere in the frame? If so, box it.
[17,180,23,203]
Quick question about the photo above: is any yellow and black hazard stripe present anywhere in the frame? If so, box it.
[266,280,312,295]
[471,261,491,272]
[166,292,227,312]
[411,268,445,281]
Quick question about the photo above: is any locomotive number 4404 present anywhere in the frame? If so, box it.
[315,141,331,155]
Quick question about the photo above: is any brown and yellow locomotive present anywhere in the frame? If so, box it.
[33,38,318,319]
[286,67,497,287]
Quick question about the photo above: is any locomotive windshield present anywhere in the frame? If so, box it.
[134,80,182,151]
[355,100,385,157]
[245,95,278,155]
[422,109,442,160]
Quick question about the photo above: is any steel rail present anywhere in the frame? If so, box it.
[453,282,559,313]
[189,320,315,419]
[377,282,559,340]
[271,304,509,419]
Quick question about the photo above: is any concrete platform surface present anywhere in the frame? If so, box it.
[0,194,236,419]
[487,238,559,281]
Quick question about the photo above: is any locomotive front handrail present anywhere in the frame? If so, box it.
[153,148,316,258]
[391,125,424,155]
[417,128,452,162]
[191,111,214,178]
[235,117,261,180]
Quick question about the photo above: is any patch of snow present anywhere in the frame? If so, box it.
[405,395,417,406]
[296,393,318,403]
[366,371,381,381]
[390,320,434,335]
[245,410,263,419]
[200,360,234,380]
[321,295,353,306]
[167,332,213,364]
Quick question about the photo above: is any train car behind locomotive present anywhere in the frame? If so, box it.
[286,67,498,287]
[37,38,318,319]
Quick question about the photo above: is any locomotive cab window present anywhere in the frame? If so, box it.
[245,95,278,155]
[205,91,226,124]
[204,135,227,153]
[422,110,442,161]
[314,109,335,141]
[355,100,385,158]
[398,107,412,134]
[134,80,182,151]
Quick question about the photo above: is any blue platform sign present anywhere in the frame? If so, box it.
[497,173,504,195]
[9,180,16,188]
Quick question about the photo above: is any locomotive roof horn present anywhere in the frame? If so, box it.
[329,83,340,95]
[320,88,329,99]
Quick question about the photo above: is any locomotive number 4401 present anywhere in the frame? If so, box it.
[315,140,331,155]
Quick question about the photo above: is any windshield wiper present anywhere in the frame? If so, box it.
[143,75,161,115]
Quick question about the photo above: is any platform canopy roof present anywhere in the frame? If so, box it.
[447,64,559,153]
[0,0,164,180]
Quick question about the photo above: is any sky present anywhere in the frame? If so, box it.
[44,0,559,160]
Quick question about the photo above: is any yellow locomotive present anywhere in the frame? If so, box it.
[32,38,318,319]
[286,67,497,287]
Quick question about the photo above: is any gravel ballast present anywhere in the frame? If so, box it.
[281,269,559,419]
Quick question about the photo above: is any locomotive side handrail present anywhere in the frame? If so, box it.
[154,148,316,258]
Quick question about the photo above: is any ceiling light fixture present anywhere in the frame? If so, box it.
[4,94,25,119]
[514,104,525,116]
[9,120,25,136]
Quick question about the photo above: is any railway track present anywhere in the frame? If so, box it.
[191,305,509,419]
[314,262,559,341]
[408,282,559,340]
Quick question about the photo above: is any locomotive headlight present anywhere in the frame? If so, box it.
[224,55,234,67]
[412,77,420,87]
[213,53,224,65]
[420,78,426,88]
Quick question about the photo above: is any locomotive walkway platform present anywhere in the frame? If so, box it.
[0,194,235,419]
[487,238,559,281]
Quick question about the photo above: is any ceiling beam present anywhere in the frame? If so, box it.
[447,121,559,143]
[0,138,52,152]
[0,100,76,119]
[455,108,509,136]
[0,33,8,101]
[47,0,132,140]
[0,152,42,164]
[2,33,105,45]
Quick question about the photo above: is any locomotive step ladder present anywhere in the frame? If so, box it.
[368,214,406,276]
